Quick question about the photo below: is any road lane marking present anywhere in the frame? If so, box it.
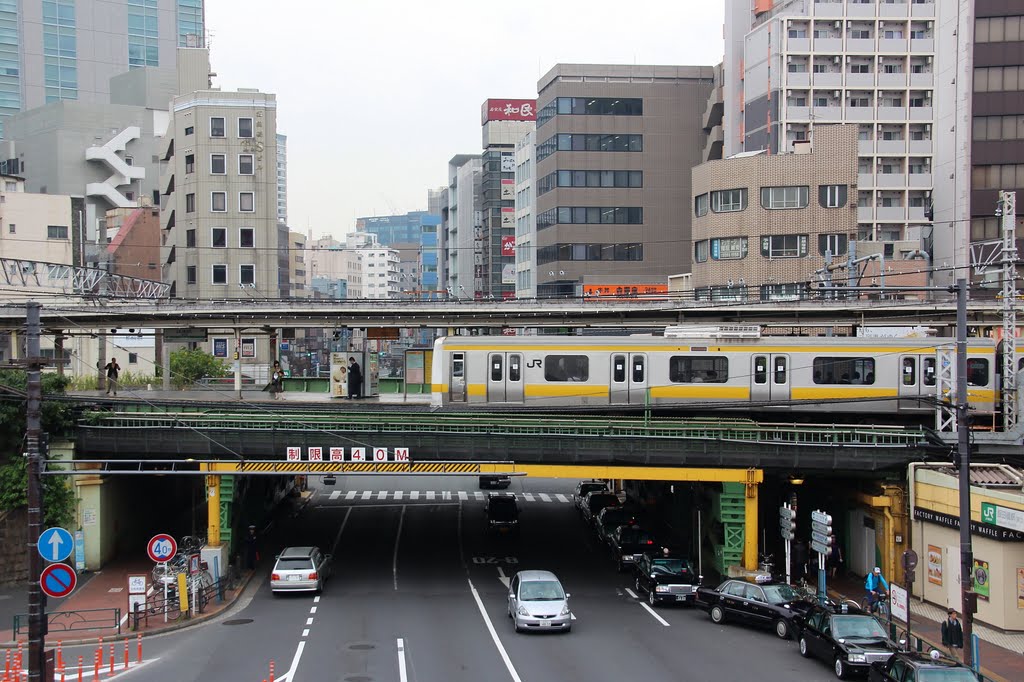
[393,504,406,590]
[277,639,305,682]
[306,617,314,625]
[331,507,352,557]
[314,596,320,603]
[443,491,451,500]
[394,490,404,501]
[361,491,372,500]
[639,602,671,626]
[397,638,409,682]
[310,606,317,614]
[302,628,309,637]
[467,579,523,682]
[329,490,341,500]
[345,490,357,500]
[522,493,535,502]
[458,491,468,501]
[625,588,638,599]
[497,567,509,588]
[427,491,436,500]
[474,491,484,501]
[555,494,569,503]
[539,493,551,502]
[377,490,388,500]
[410,491,419,500]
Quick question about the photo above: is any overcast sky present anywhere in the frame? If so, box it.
[204,1,724,240]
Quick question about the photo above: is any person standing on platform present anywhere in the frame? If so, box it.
[348,357,363,399]
[104,358,121,396]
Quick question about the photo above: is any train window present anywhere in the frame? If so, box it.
[613,355,626,383]
[967,359,989,386]
[668,356,728,383]
[490,355,503,382]
[452,355,464,378]
[509,355,521,382]
[774,357,787,384]
[754,356,767,384]
[923,357,936,386]
[902,358,916,386]
[544,355,589,382]
[812,357,876,384]
[632,355,645,382]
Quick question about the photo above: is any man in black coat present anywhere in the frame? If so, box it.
[941,608,964,660]
[348,357,363,399]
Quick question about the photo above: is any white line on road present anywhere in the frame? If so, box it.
[346,490,357,500]
[555,494,569,503]
[410,490,419,500]
[329,490,341,500]
[474,491,484,500]
[521,493,535,502]
[393,504,406,590]
[306,617,314,625]
[277,639,306,682]
[427,491,436,500]
[310,606,317,614]
[302,628,309,637]
[397,638,409,682]
[639,601,671,627]
[625,588,638,599]
[468,579,523,682]
[361,491,372,500]
[497,567,509,588]
[331,507,352,557]
[458,491,468,501]
[394,490,404,501]
[539,493,551,502]
[377,490,388,500]
[314,596,320,603]
[443,491,451,500]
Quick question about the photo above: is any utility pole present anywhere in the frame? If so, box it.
[25,301,47,681]
[955,278,975,669]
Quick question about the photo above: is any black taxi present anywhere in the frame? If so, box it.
[696,575,815,639]
[798,602,900,679]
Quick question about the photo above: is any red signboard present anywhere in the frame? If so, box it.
[583,284,669,298]
[501,236,516,257]
[482,98,537,124]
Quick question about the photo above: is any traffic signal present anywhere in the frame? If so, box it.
[779,506,796,540]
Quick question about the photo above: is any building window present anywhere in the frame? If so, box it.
[711,237,748,260]
[185,192,195,213]
[185,125,194,136]
[536,243,643,264]
[211,192,227,212]
[7,223,14,234]
[760,283,806,301]
[210,154,226,174]
[818,233,849,256]
[212,264,227,285]
[185,154,195,174]
[973,66,1024,93]
[761,234,808,258]
[212,227,226,248]
[694,193,709,217]
[47,225,68,239]
[239,227,255,248]
[238,117,253,138]
[710,188,747,213]
[238,154,254,175]
[694,240,709,263]
[186,265,197,284]
[761,186,809,209]
[975,16,1024,43]
[555,97,643,117]
[210,117,225,138]
[186,228,196,247]
[819,184,848,208]
[537,134,643,161]
[127,352,138,364]
[239,264,255,285]
[239,192,255,212]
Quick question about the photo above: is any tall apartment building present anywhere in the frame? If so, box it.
[0,0,205,137]
[160,85,279,301]
[444,154,482,298]
[534,64,713,297]
[480,99,535,298]
[723,0,968,283]
[276,133,287,224]
[514,131,536,298]
[306,232,366,299]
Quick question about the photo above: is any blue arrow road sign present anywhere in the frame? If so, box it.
[39,527,74,563]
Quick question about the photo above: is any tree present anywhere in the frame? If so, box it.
[0,370,77,526]
[169,348,228,389]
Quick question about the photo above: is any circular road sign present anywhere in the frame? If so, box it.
[40,563,77,599]
[38,527,74,563]
[147,534,178,563]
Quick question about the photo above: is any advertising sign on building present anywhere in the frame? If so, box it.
[973,558,990,601]
[927,544,942,586]
[481,99,537,124]
[501,236,515,257]
[501,207,515,227]
[212,338,228,358]
[501,178,515,199]
[500,152,515,173]
[1018,568,1024,609]
[501,264,515,285]
[241,338,256,358]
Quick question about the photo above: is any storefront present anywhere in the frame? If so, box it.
[909,464,1024,632]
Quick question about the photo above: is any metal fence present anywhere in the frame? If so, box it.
[13,608,121,637]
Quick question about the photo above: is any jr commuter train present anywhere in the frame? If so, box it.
[428,327,1000,420]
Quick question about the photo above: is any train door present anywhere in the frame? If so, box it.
[449,352,466,403]
[751,354,790,404]
[487,352,524,403]
[609,353,648,404]
[897,355,920,409]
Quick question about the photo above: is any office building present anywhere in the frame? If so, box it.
[514,131,536,298]
[427,187,447,288]
[356,211,442,299]
[444,154,482,298]
[1,0,205,137]
[276,133,287,224]
[160,82,279,301]
[724,0,965,281]
[534,64,713,297]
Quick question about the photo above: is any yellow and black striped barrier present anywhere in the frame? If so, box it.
[209,461,485,475]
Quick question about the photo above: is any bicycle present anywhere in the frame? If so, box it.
[862,590,890,619]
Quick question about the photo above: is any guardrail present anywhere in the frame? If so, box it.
[13,608,121,637]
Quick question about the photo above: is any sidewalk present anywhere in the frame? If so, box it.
[0,558,255,648]
[829,573,1023,682]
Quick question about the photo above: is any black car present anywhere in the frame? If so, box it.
[608,525,656,572]
[868,650,980,682]
[696,576,815,639]
[594,506,638,545]
[798,602,901,679]
[573,480,608,513]
[634,552,701,605]
[581,491,620,527]
[485,493,519,536]
[479,475,511,490]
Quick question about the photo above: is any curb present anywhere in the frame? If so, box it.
[1,570,257,649]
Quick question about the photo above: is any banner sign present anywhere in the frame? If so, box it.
[927,544,942,585]
[286,446,410,463]
[913,506,1024,542]
[501,236,515,257]
[481,98,537,123]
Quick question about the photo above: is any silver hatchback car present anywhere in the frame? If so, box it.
[270,546,331,595]
[507,570,572,633]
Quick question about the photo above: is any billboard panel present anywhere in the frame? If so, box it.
[482,99,537,123]
[501,236,516,257]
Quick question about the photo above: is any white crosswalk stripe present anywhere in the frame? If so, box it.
[323,491,574,503]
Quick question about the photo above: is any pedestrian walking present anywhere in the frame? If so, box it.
[791,538,809,581]
[347,357,363,399]
[244,525,258,571]
[828,542,844,578]
[104,358,121,396]
[262,361,284,399]
[941,608,964,660]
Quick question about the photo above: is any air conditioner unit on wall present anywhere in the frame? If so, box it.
[834,56,841,64]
